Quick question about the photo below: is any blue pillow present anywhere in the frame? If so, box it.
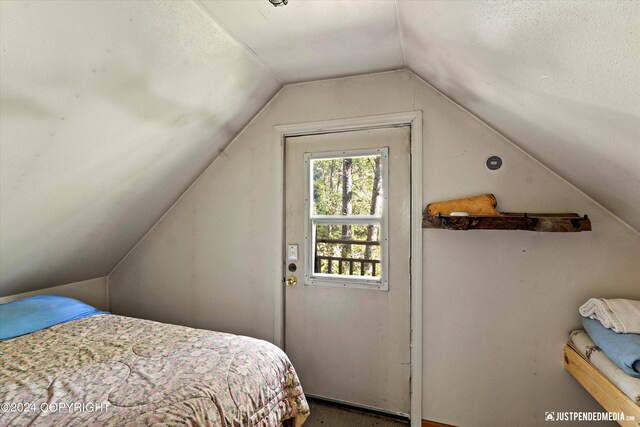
[582,316,640,378]
[0,295,106,340]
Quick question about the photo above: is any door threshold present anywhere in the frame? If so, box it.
[306,394,410,420]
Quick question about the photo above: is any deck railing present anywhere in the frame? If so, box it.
[314,238,380,276]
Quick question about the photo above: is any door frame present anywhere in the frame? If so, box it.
[273,111,423,426]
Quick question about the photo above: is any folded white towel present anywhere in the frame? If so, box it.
[579,298,640,334]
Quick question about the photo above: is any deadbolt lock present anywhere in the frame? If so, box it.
[286,276,297,287]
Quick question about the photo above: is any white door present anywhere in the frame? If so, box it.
[284,126,411,416]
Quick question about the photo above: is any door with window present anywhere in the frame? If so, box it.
[284,126,411,416]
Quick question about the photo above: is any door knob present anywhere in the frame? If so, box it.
[286,276,297,287]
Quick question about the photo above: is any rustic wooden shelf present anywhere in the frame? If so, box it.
[423,212,591,232]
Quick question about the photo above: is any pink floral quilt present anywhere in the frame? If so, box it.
[0,314,309,426]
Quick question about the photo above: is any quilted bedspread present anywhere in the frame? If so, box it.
[0,314,309,426]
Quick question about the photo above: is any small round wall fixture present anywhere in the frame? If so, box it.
[269,0,288,6]
[486,155,502,171]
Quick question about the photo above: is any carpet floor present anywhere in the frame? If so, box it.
[303,399,410,427]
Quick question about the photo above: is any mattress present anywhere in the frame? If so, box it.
[571,329,640,405]
[0,314,309,426]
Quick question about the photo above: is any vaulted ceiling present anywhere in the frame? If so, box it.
[1,0,638,296]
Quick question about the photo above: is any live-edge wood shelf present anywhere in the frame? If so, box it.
[423,212,591,232]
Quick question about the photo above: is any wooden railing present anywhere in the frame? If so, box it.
[315,238,380,276]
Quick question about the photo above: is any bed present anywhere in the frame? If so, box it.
[564,330,640,427]
[0,312,309,426]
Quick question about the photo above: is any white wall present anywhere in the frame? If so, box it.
[0,277,108,311]
[109,70,640,426]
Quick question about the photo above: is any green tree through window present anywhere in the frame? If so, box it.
[312,154,382,277]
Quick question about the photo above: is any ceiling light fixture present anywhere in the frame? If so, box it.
[269,0,288,6]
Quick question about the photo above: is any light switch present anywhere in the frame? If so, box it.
[287,244,298,261]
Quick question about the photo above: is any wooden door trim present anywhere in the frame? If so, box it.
[274,111,423,426]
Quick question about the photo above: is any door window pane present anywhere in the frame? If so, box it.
[314,223,381,278]
[312,154,383,217]
[305,148,388,289]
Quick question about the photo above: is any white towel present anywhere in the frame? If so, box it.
[579,298,640,334]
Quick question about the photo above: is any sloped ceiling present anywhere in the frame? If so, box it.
[1,0,638,296]
[200,0,404,82]
[0,0,279,296]
[398,0,640,231]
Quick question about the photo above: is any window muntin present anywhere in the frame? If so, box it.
[304,148,388,290]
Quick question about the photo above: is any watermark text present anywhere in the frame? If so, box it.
[1,401,110,413]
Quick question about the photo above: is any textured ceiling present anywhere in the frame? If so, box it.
[199,0,404,83]
[0,0,279,296]
[1,0,638,296]
[398,0,640,231]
